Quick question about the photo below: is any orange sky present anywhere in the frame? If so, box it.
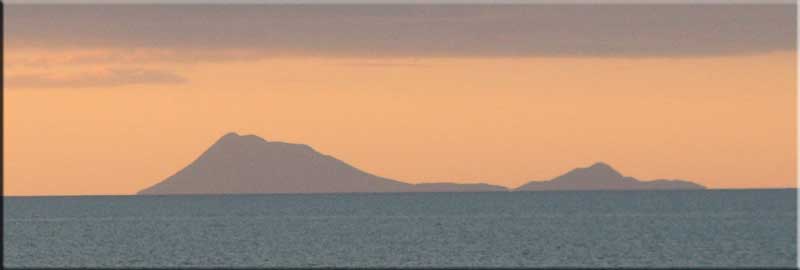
[4,47,796,195]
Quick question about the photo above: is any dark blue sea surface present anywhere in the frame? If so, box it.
[4,189,797,267]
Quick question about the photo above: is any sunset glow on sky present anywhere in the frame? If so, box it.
[4,4,797,195]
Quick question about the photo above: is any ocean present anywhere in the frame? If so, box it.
[3,189,797,268]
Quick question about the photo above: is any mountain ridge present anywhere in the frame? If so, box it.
[514,162,706,191]
[137,133,706,195]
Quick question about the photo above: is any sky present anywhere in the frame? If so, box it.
[4,4,797,196]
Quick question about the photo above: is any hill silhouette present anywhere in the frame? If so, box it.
[138,133,705,195]
[137,133,504,195]
[514,162,706,191]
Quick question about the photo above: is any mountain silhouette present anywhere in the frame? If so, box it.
[138,133,705,195]
[137,133,504,195]
[514,162,706,191]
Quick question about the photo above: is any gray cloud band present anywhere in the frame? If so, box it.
[5,4,796,57]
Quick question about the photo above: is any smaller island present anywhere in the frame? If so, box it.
[514,162,706,191]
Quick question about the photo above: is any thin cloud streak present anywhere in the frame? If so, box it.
[5,48,269,68]
[7,68,187,89]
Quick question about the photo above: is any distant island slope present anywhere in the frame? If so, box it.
[515,162,705,191]
[138,133,704,195]
[138,133,505,195]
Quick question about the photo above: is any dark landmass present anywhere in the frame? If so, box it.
[139,133,705,195]
[514,162,706,191]
[138,133,503,195]
[404,182,509,192]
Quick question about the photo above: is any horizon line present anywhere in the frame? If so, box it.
[5,187,798,198]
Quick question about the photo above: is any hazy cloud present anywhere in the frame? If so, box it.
[5,4,796,57]
[5,49,268,69]
[7,68,187,89]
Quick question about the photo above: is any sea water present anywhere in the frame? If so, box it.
[3,189,796,267]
